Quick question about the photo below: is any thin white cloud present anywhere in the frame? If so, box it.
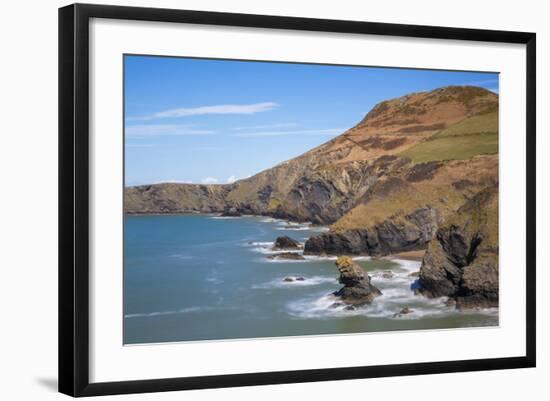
[128,102,279,121]
[233,128,345,138]
[126,124,215,137]
[201,177,219,184]
[227,175,237,184]
[154,179,193,184]
[232,123,297,131]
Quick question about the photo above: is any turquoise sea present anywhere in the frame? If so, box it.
[124,215,498,344]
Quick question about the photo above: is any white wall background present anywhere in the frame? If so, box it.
[0,0,546,400]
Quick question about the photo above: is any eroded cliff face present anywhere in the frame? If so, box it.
[125,183,230,214]
[124,157,376,223]
[304,154,497,255]
[304,206,442,256]
[417,186,499,309]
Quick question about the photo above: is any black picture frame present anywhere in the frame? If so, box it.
[58,3,536,397]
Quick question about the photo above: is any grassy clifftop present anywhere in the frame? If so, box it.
[400,109,498,164]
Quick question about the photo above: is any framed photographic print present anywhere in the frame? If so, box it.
[58,3,536,397]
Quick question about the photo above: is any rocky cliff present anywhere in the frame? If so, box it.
[126,85,498,223]
[125,85,499,308]
[125,182,229,214]
[417,185,499,308]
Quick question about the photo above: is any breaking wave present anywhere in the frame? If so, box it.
[253,275,338,289]
[286,259,498,320]
[245,241,304,255]
[125,306,235,319]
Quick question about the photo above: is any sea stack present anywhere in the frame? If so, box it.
[333,256,382,305]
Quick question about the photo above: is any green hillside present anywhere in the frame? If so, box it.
[400,110,498,164]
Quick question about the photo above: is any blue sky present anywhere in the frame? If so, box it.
[124,55,498,186]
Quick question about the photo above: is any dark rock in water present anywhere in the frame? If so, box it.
[305,230,369,255]
[304,206,441,256]
[220,208,242,217]
[334,286,380,305]
[330,302,343,309]
[344,305,356,311]
[418,186,499,309]
[268,252,305,260]
[393,307,414,318]
[273,236,302,250]
[283,276,306,282]
[333,256,381,305]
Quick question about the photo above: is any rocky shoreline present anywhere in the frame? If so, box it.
[303,206,441,256]
[269,226,496,311]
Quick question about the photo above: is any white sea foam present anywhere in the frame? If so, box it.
[274,221,331,233]
[302,254,338,261]
[246,241,274,247]
[276,221,307,227]
[255,216,330,233]
[275,222,312,231]
[261,253,375,263]
[301,255,371,262]
[206,276,223,284]
[387,258,422,274]
[253,276,338,289]
[263,257,309,263]
[258,217,285,224]
[275,226,311,231]
[287,294,355,319]
[245,241,305,256]
[169,253,193,260]
[257,248,303,256]
[288,292,454,320]
[264,254,372,263]
[286,258,496,320]
[125,306,235,319]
